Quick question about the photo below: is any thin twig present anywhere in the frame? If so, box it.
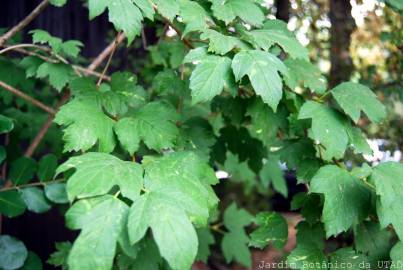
[97,33,120,86]
[88,32,126,72]
[0,0,49,46]
[0,178,66,192]
[1,45,110,80]
[0,80,56,114]
[141,28,148,49]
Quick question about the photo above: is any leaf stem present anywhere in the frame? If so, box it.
[0,178,66,192]
[97,33,120,86]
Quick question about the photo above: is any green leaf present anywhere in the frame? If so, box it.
[0,190,26,218]
[88,0,143,44]
[189,55,233,104]
[54,99,116,153]
[183,47,208,63]
[370,162,403,239]
[298,101,350,160]
[9,157,37,185]
[232,50,288,111]
[47,242,72,270]
[200,29,244,55]
[329,248,368,270]
[249,212,288,249]
[19,251,43,270]
[153,0,179,21]
[196,228,215,263]
[224,152,257,194]
[331,82,386,123]
[20,187,51,213]
[221,203,253,267]
[179,0,211,35]
[0,114,14,134]
[56,152,143,201]
[36,62,72,91]
[133,0,155,20]
[259,156,288,197]
[128,192,198,270]
[246,99,287,147]
[211,0,265,26]
[391,242,403,270]
[66,195,128,270]
[44,183,69,204]
[37,154,58,182]
[244,29,309,60]
[129,237,162,269]
[354,221,392,264]
[0,235,28,270]
[142,151,219,226]
[296,158,321,184]
[20,56,43,78]
[49,0,68,7]
[115,101,179,154]
[284,59,327,94]
[287,245,327,270]
[346,126,372,155]
[310,165,371,238]
[287,221,327,270]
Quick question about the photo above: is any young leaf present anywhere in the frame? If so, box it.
[331,82,386,123]
[298,101,350,160]
[54,99,116,153]
[47,242,72,270]
[249,212,288,249]
[57,152,143,201]
[66,195,128,270]
[232,50,288,111]
[36,62,73,91]
[20,187,52,213]
[115,101,179,154]
[200,29,244,55]
[310,165,371,238]
[0,235,28,270]
[221,203,253,267]
[211,0,265,26]
[0,190,26,218]
[88,0,143,44]
[189,55,233,104]
[370,162,403,239]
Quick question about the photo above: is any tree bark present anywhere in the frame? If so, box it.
[328,0,356,88]
[275,0,290,22]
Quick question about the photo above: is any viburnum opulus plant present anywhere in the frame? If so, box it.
[0,0,402,269]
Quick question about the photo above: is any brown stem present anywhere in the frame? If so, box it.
[97,33,120,86]
[0,80,56,114]
[88,32,126,72]
[0,0,49,46]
